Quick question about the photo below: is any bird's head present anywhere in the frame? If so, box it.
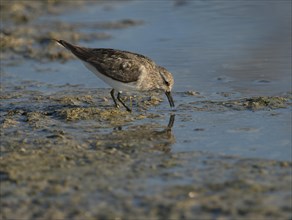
[157,66,175,107]
[157,66,174,92]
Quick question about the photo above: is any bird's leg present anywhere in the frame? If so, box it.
[117,92,132,112]
[130,96,133,110]
[110,89,119,108]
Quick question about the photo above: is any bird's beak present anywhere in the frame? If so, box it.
[165,91,175,107]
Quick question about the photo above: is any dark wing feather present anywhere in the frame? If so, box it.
[86,49,143,83]
[57,40,154,83]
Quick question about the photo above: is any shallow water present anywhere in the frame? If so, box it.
[3,0,291,161]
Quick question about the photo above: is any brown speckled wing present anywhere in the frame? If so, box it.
[57,40,175,109]
[58,40,155,83]
[86,49,143,83]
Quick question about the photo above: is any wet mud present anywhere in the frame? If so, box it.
[1,1,291,220]
[1,82,291,220]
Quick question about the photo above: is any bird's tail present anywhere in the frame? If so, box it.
[53,39,77,51]
[53,39,92,61]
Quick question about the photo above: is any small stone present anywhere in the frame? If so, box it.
[188,191,198,198]
[185,90,200,96]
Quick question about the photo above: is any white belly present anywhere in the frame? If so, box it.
[82,61,138,92]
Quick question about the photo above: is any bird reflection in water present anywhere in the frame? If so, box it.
[96,114,176,153]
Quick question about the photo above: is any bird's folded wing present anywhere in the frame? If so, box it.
[60,42,150,83]
[86,57,142,83]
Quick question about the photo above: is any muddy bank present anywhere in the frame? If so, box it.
[1,143,291,220]
[1,82,291,219]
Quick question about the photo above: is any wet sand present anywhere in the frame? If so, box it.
[1,81,291,219]
[1,1,291,220]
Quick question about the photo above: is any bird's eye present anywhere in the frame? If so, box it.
[164,80,170,86]
[160,72,170,86]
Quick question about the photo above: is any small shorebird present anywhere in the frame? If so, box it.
[55,40,175,112]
